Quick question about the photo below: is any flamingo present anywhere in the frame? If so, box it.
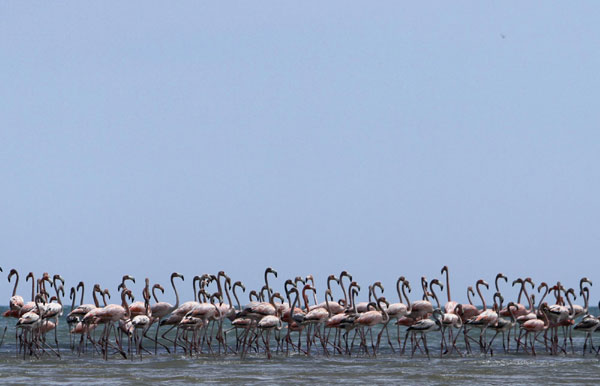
[405,309,443,358]
[238,268,278,320]
[7,269,24,312]
[438,305,462,356]
[452,284,481,354]
[310,275,344,314]
[256,303,283,359]
[387,276,409,320]
[404,277,433,321]
[465,279,497,352]
[494,273,508,295]
[149,272,183,354]
[304,287,334,354]
[182,290,225,354]
[573,298,600,355]
[16,294,44,357]
[18,272,37,317]
[82,288,133,359]
[500,278,534,318]
[487,299,517,354]
[572,277,592,319]
[278,286,306,354]
[355,296,390,356]
[519,303,550,355]
[41,275,65,356]
[131,283,152,359]
[552,286,577,354]
[440,266,458,314]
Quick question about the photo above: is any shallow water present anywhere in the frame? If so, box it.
[1,306,599,384]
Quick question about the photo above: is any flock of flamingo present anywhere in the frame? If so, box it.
[1,265,599,360]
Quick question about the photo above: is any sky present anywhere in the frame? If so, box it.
[1,2,599,306]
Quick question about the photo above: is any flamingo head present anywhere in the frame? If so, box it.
[153,284,165,294]
[525,277,535,288]
[430,279,443,290]
[234,281,246,292]
[476,279,489,290]
[122,274,135,284]
[53,274,65,286]
[537,282,548,292]
[265,267,278,278]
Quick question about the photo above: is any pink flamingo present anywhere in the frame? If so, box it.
[148,272,183,354]
[440,266,458,314]
[465,280,497,352]
[83,288,133,359]
[7,269,24,312]
[519,303,550,355]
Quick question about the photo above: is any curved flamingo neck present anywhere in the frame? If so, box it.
[339,276,348,306]
[79,283,85,305]
[443,268,451,302]
[378,299,389,322]
[55,286,62,305]
[92,287,100,307]
[27,274,35,301]
[430,284,441,309]
[507,304,517,322]
[476,283,487,310]
[233,285,242,310]
[522,285,533,312]
[372,284,384,301]
[302,287,310,312]
[396,278,403,304]
[421,279,429,301]
[193,278,199,302]
[517,281,524,304]
[583,287,590,313]
[290,289,299,314]
[215,274,224,302]
[564,291,574,317]
[401,282,411,310]
[152,286,160,303]
[249,291,258,302]
[537,286,549,309]
[541,308,549,327]
[70,288,76,309]
[10,271,19,297]
[324,291,332,317]
[264,271,272,303]
[467,288,474,305]
[223,281,233,308]
[171,275,180,309]
[121,291,131,318]
[327,277,335,294]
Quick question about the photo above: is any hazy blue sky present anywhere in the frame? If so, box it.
[1,2,599,305]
